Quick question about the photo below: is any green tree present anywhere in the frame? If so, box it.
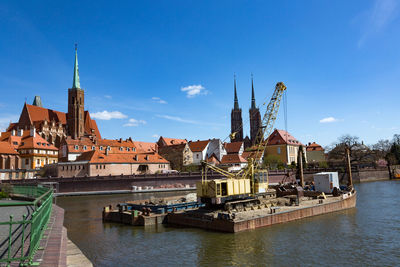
[262,154,283,169]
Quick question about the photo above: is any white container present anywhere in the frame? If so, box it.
[313,172,339,193]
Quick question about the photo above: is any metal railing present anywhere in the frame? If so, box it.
[0,185,53,266]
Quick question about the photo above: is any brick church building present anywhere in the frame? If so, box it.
[6,46,101,148]
[230,75,262,148]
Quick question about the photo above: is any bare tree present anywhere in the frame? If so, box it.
[328,134,373,166]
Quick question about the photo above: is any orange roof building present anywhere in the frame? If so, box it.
[265,129,306,165]
[157,136,187,148]
[49,149,170,177]
[188,140,210,164]
[0,129,58,169]
[306,142,326,163]
[5,47,101,149]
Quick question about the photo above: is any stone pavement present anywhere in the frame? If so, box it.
[0,200,33,266]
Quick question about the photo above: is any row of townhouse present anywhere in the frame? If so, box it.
[157,130,326,172]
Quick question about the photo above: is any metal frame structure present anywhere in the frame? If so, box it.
[200,82,287,196]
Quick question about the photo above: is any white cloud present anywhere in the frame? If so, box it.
[358,0,397,46]
[123,118,147,127]
[181,85,207,98]
[152,97,167,104]
[152,134,160,138]
[156,114,198,124]
[104,95,112,99]
[91,111,127,120]
[319,117,340,123]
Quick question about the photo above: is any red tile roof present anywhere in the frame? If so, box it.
[306,142,324,151]
[25,104,67,125]
[224,142,243,154]
[267,129,302,146]
[64,137,141,154]
[158,136,187,146]
[133,141,158,153]
[188,140,209,152]
[206,154,220,164]
[0,131,57,150]
[220,154,247,164]
[76,150,169,164]
[11,104,101,139]
[0,141,18,155]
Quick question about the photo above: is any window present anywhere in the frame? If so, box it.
[277,147,281,154]
[62,166,64,171]
[100,146,103,151]
[83,145,87,150]
[13,141,18,145]
[92,146,96,150]
[107,146,111,151]
[25,159,29,165]
[127,148,130,152]
[96,165,98,169]
[37,159,40,164]
[120,147,123,151]
[196,154,199,159]
[133,148,136,152]
[75,145,79,150]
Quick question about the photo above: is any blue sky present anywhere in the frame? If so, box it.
[0,0,399,147]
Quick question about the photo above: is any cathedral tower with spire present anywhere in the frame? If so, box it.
[67,45,85,139]
[249,75,261,145]
[230,76,244,142]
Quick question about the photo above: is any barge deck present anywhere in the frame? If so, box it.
[167,190,356,233]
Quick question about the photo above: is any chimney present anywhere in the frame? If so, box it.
[30,127,36,137]
[119,138,122,143]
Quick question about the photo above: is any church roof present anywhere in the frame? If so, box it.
[11,103,101,140]
[72,45,81,89]
[24,104,67,125]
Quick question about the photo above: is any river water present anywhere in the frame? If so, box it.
[57,181,400,267]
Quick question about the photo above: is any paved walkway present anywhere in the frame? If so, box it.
[0,200,33,265]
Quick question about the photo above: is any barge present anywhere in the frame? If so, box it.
[167,189,356,233]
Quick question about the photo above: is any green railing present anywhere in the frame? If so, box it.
[0,185,53,266]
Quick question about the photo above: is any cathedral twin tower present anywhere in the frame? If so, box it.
[230,75,261,148]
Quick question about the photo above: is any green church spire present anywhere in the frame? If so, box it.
[72,44,81,89]
[234,74,239,110]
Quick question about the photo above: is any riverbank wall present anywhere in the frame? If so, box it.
[32,204,92,267]
[1,169,389,196]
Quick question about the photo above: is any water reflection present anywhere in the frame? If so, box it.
[57,182,400,266]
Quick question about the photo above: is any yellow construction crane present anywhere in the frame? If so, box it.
[197,82,287,206]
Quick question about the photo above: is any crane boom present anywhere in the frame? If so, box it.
[198,82,287,204]
[253,82,287,169]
